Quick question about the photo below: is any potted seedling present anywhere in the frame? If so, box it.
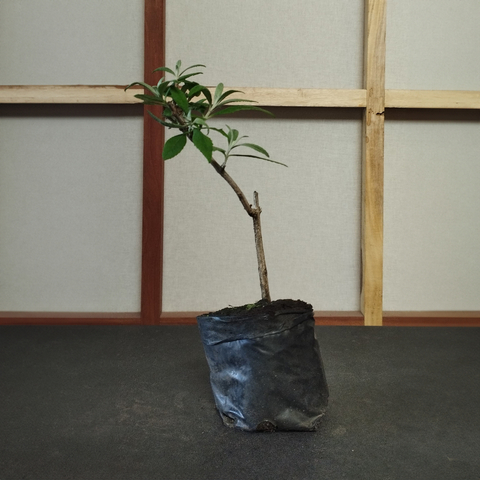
[126,61,328,431]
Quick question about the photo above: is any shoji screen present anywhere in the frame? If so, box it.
[163,0,364,312]
[384,0,480,311]
[0,1,144,312]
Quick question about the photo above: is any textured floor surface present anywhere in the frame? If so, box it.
[1,326,479,480]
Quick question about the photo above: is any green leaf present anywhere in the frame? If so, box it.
[125,81,158,97]
[163,134,187,160]
[218,89,244,102]
[213,83,224,104]
[201,88,212,105]
[147,110,184,129]
[230,154,287,167]
[231,129,239,142]
[192,129,213,162]
[133,94,166,106]
[209,127,228,138]
[177,72,204,83]
[235,142,270,157]
[210,105,274,117]
[213,146,226,154]
[217,98,257,107]
[153,66,175,76]
[179,63,206,76]
[169,87,190,113]
[188,84,208,99]
[175,60,182,75]
[156,80,171,97]
[193,117,209,128]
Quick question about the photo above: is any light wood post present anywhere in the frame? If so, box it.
[362,0,386,325]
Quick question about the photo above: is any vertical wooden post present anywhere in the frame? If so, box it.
[141,0,166,324]
[362,0,386,326]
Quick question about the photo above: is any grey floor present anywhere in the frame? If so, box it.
[1,325,479,480]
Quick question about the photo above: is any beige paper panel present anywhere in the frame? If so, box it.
[0,106,143,312]
[162,109,362,312]
[166,0,364,89]
[384,111,480,311]
[386,0,480,90]
[0,0,143,85]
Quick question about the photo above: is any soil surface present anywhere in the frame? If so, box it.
[207,298,313,320]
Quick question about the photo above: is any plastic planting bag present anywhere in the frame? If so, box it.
[197,299,329,432]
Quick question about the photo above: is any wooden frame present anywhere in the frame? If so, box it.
[3,86,480,110]
[1,0,479,326]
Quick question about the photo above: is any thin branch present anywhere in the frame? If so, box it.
[210,159,257,218]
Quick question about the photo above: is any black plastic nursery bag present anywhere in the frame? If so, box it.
[197,299,329,432]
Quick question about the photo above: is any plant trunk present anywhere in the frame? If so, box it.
[210,159,271,302]
[252,192,271,303]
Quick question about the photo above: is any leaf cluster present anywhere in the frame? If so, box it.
[125,61,286,167]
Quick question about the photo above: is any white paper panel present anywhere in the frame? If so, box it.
[0,106,143,312]
[386,1,480,90]
[166,0,364,89]
[162,109,362,312]
[0,0,143,85]
[384,111,480,310]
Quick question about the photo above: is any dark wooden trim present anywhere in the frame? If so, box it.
[159,311,365,326]
[0,313,142,326]
[159,312,203,325]
[2,311,479,327]
[141,0,166,325]
[159,311,480,327]
[383,312,480,327]
[315,311,364,326]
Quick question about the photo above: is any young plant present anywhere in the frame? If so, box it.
[126,61,286,303]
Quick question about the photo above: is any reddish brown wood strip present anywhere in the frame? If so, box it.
[384,312,480,327]
[0,313,142,326]
[315,312,364,326]
[141,0,166,325]
[158,312,365,326]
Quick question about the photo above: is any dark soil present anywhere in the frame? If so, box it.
[206,298,313,320]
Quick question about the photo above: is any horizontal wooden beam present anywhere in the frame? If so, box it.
[0,85,366,107]
[2,85,480,110]
[207,87,368,108]
[386,90,480,109]
[0,85,140,104]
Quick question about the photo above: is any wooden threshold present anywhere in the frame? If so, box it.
[1,311,479,326]
[383,312,480,327]
[0,312,142,326]
[158,311,365,326]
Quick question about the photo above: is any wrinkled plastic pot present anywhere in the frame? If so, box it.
[197,299,329,432]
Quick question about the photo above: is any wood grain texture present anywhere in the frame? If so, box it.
[141,0,165,325]
[3,86,480,110]
[0,85,366,107]
[386,90,480,109]
[205,87,368,108]
[0,85,140,103]
[361,0,386,326]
